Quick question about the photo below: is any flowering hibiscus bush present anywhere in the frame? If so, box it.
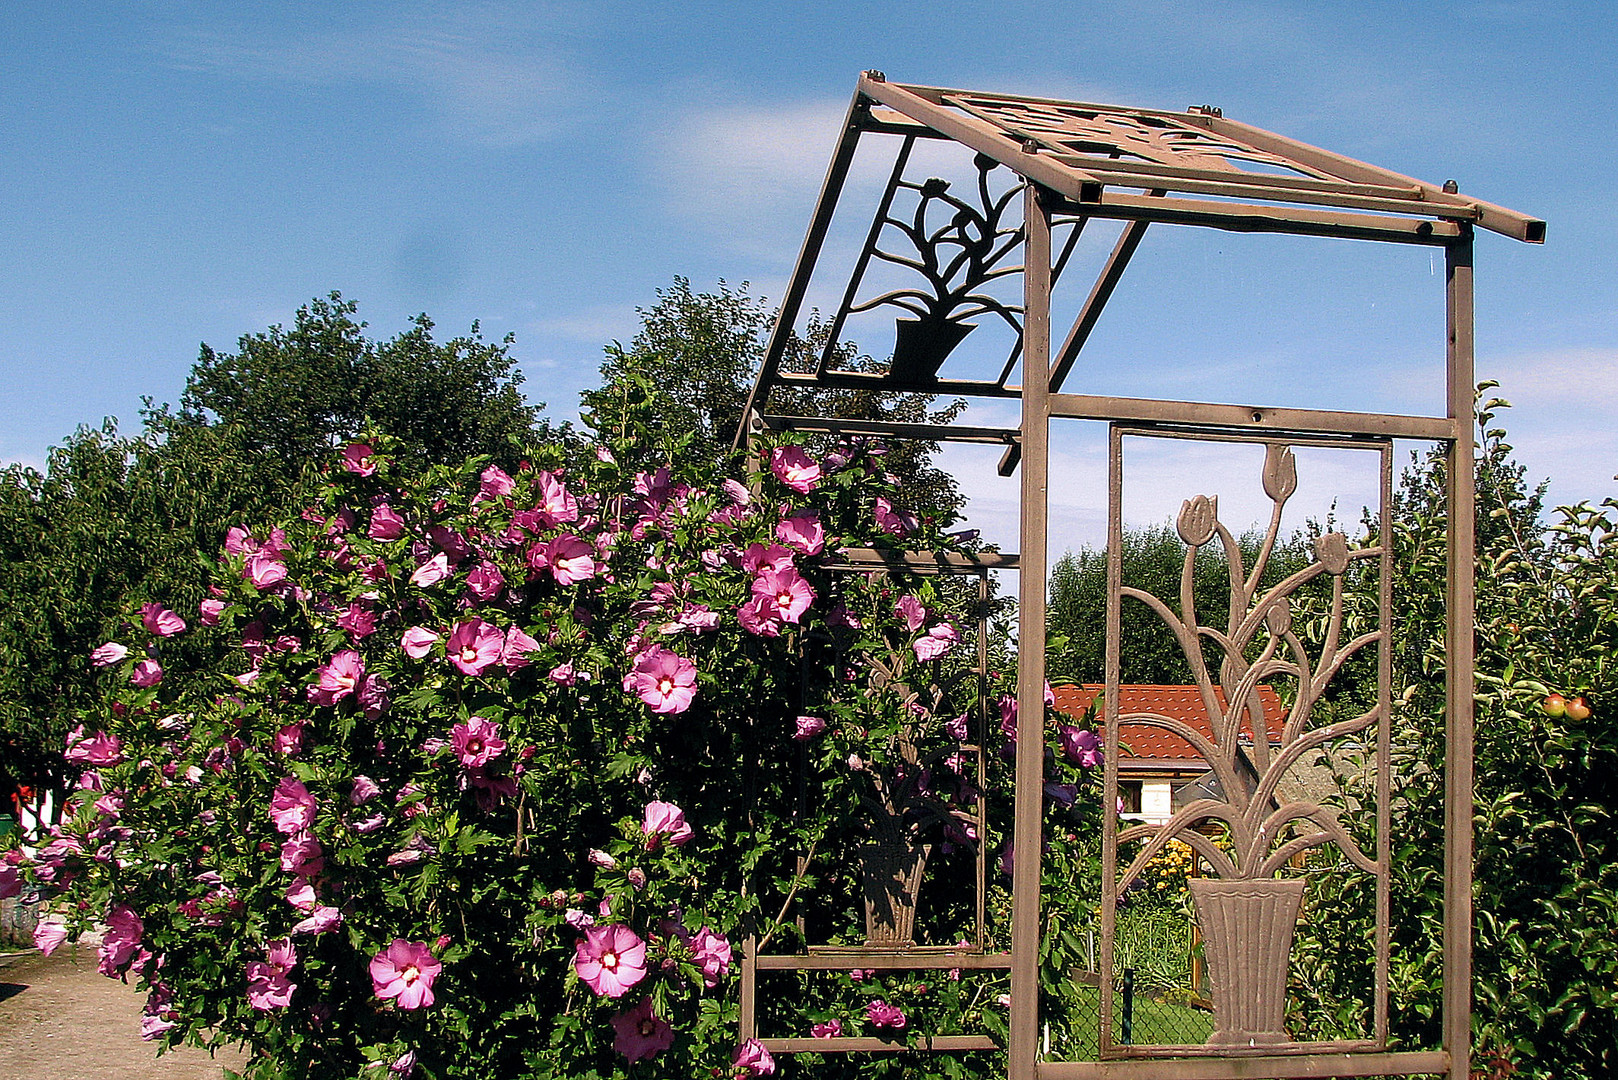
[0,384,1114,1079]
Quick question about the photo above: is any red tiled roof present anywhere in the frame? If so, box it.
[1050,684,1284,762]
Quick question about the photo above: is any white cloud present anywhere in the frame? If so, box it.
[158,3,589,148]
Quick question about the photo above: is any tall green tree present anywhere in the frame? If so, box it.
[1292,389,1616,1079]
[0,295,546,809]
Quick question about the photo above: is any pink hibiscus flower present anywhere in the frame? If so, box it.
[291,905,343,936]
[33,918,68,956]
[914,622,958,662]
[338,603,377,640]
[446,618,504,676]
[625,647,697,714]
[865,999,906,1030]
[310,650,365,705]
[689,927,732,987]
[477,465,515,501]
[739,543,794,575]
[198,598,227,625]
[793,715,827,741]
[1060,726,1103,768]
[341,442,377,476]
[534,471,579,527]
[450,717,506,768]
[131,659,163,687]
[775,511,825,555]
[873,496,917,537]
[64,725,123,766]
[466,561,505,602]
[370,939,442,1010]
[545,534,596,585]
[770,446,821,493]
[611,997,674,1064]
[269,776,317,835]
[895,595,926,633]
[752,568,815,624]
[368,503,407,540]
[89,641,128,667]
[409,552,452,588]
[737,596,782,638]
[246,940,297,1010]
[573,924,647,998]
[244,549,288,590]
[811,1019,843,1038]
[98,904,144,977]
[400,626,439,659]
[500,626,541,671]
[733,1038,777,1076]
[140,602,187,637]
[642,800,693,849]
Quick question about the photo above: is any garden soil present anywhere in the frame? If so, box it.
[0,946,247,1079]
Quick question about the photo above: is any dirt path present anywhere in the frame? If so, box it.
[0,947,247,1080]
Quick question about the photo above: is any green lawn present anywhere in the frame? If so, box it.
[1055,985,1214,1059]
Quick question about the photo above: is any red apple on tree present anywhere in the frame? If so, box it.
[1542,693,1567,718]
[1566,696,1592,721]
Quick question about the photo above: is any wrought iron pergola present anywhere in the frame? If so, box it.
[735,73,1542,1080]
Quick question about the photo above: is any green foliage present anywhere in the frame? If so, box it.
[1294,388,1618,1079]
[1045,525,1312,685]
[0,295,546,806]
[582,278,966,524]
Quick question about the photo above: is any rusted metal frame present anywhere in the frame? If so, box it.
[1034,153,1422,200]
[1060,191,1463,246]
[1201,114,1544,243]
[1443,232,1475,1080]
[733,87,870,452]
[1045,160,1481,220]
[1376,441,1394,1047]
[1009,182,1053,1080]
[1048,213,1154,395]
[775,369,1022,397]
[758,413,1019,446]
[755,951,1012,971]
[763,1035,998,1054]
[1047,393,1458,441]
[740,937,758,1041]
[826,547,1019,571]
[995,214,1093,388]
[1037,1049,1450,1079]
[859,75,1108,201]
[864,107,955,138]
[1107,1039,1384,1060]
[1099,423,1124,1055]
[816,134,918,378]
[1112,425,1388,452]
[976,567,991,951]
[895,80,1212,124]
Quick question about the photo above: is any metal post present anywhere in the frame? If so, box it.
[1009,180,1053,1080]
[1443,229,1475,1080]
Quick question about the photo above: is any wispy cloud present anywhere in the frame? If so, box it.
[157,3,592,148]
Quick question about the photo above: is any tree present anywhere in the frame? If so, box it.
[0,295,548,810]
[165,292,543,471]
[582,278,966,525]
[1045,525,1314,686]
[1292,389,1617,1079]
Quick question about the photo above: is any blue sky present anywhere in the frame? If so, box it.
[3,1,1613,550]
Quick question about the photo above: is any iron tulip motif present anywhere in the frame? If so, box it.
[1314,531,1351,576]
[1117,445,1381,886]
[1176,494,1219,547]
[1262,443,1298,503]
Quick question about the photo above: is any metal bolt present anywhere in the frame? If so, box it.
[1442,179,1459,194]
[866,70,886,83]
[1021,139,1039,154]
